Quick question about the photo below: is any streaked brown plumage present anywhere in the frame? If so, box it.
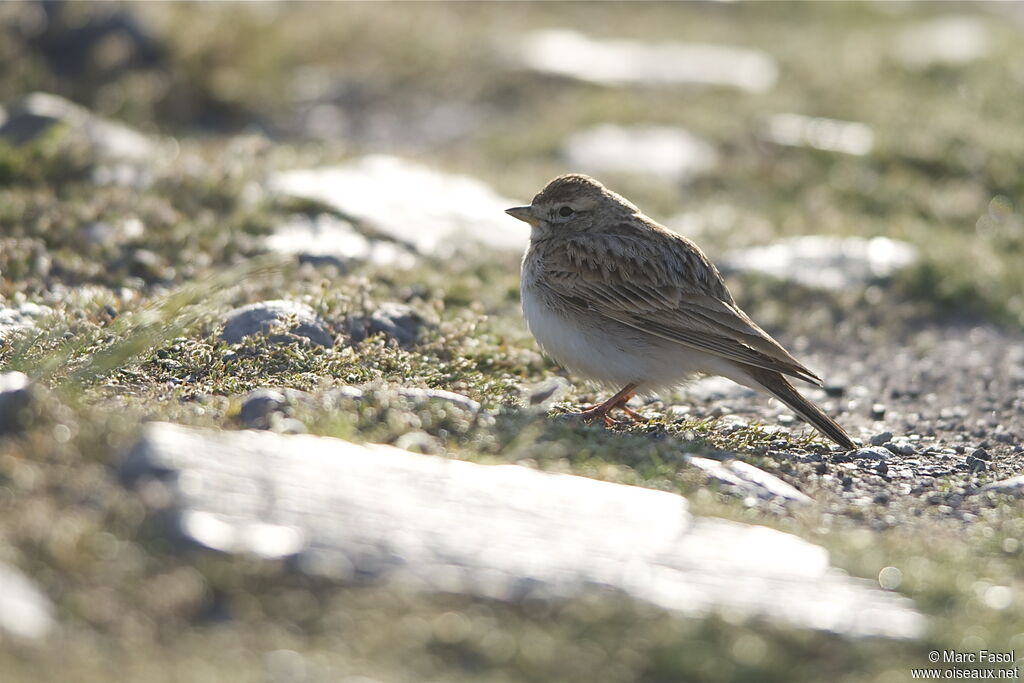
[507,173,854,450]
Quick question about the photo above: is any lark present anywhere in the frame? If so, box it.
[507,174,855,450]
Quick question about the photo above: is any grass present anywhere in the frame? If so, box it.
[2,2,1024,681]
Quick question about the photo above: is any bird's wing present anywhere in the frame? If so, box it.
[536,229,823,385]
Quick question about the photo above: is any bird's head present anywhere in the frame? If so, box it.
[505,174,638,238]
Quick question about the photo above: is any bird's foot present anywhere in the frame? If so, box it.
[567,400,645,427]
[619,404,646,422]
[574,404,618,427]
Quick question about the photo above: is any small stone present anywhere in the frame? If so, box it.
[524,377,570,408]
[965,456,988,474]
[870,404,886,420]
[721,236,918,292]
[270,155,527,255]
[347,302,426,347]
[128,249,172,282]
[0,372,34,435]
[876,461,889,476]
[0,303,54,342]
[853,447,890,461]
[686,456,812,504]
[265,214,417,270]
[0,562,55,639]
[397,387,480,414]
[978,475,1024,496]
[824,382,845,398]
[763,113,874,156]
[898,443,917,456]
[238,389,288,428]
[971,447,991,461]
[269,416,307,435]
[994,433,1014,444]
[893,15,989,69]
[517,29,779,93]
[394,431,442,455]
[324,386,365,405]
[220,300,333,347]
[562,124,718,182]
[870,432,893,446]
[0,92,156,161]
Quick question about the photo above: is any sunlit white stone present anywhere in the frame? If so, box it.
[519,29,778,93]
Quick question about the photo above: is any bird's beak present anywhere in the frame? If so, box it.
[505,205,539,226]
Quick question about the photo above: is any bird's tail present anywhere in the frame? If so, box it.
[745,367,855,450]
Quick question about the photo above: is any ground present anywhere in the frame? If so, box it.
[1,2,1023,682]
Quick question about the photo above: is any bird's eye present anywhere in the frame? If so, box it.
[558,206,574,217]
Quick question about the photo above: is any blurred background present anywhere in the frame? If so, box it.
[3,1,1023,323]
[2,2,1024,682]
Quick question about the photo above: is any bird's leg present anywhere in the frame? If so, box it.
[577,383,639,426]
[619,403,645,422]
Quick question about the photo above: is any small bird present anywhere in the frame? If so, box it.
[506,174,855,450]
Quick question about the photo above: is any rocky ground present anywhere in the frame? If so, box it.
[2,3,1024,682]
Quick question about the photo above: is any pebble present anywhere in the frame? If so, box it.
[721,236,918,292]
[0,303,53,341]
[852,446,890,461]
[270,155,527,255]
[824,382,845,398]
[562,124,718,182]
[397,387,480,414]
[524,377,571,408]
[0,562,55,639]
[971,447,990,461]
[238,389,288,428]
[965,455,988,474]
[870,431,893,446]
[517,29,779,93]
[978,475,1024,496]
[0,372,34,434]
[220,300,333,347]
[0,92,156,162]
[346,302,426,347]
[870,404,887,420]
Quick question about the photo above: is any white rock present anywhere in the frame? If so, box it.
[683,376,756,402]
[722,236,919,290]
[687,456,812,504]
[894,15,990,68]
[0,562,54,639]
[0,92,155,161]
[764,114,874,156]
[518,29,778,92]
[563,125,718,181]
[0,302,54,341]
[220,300,333,347]
[121,422,924,638]
[266,214,417,269]
[270,156,527,255]
[979,476,1024,496]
